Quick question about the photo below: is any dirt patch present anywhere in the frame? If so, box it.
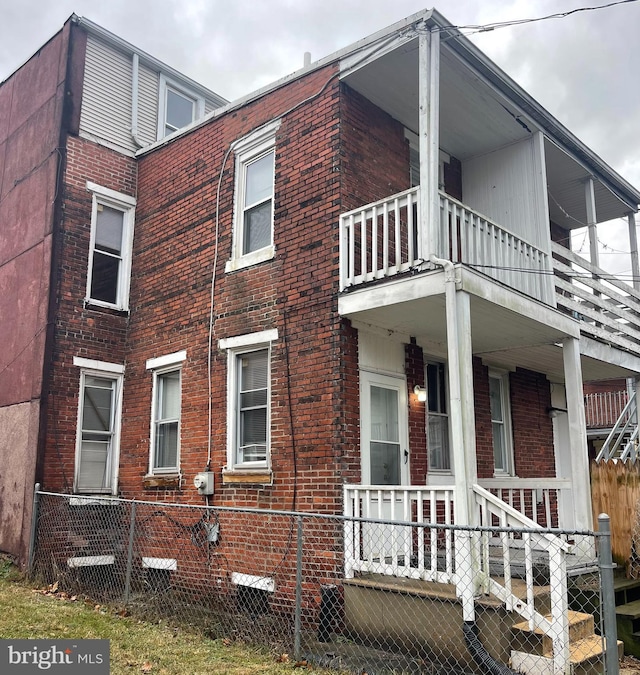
[621,655,640,674]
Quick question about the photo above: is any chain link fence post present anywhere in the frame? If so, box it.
[294,515,303,661]
[124,501,137,603]
[27,483,41,578]
[598,513,619,675]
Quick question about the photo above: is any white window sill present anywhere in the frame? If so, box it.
[84,298,129,313]
[225,245,275,273]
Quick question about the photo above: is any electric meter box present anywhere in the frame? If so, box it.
[194,472,214,495]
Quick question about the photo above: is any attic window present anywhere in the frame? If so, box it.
[158,75,204,138]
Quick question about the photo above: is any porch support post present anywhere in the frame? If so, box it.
[456,291,477,517]
[628,212,640,291]
[585,177,599,269]
[562,337,593,533]
[418,24,440,259]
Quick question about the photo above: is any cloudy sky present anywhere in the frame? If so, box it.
[2,0,639,273]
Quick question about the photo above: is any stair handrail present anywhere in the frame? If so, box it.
[473,484,570,674]
[596,390,637,462]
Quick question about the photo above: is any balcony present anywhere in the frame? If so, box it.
[339,188,640,364]
[340,188,554,304]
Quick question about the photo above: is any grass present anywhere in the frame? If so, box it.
[0,559,328,675]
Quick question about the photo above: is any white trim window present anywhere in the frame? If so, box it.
[73,357,124,494]
[85,182,136,310]
[158,74,204,138]
[219,330,277,469]
[146,351,186,474]
[426,361,451,472]
[226,121,280,272]
[489,370,514,475]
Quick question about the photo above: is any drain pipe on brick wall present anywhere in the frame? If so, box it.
[429,254,518,675]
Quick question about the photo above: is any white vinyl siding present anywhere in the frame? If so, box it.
[80,35,136,153]
[79,35,224,153]
[137,62,160,145]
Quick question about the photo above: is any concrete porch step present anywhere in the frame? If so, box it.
[511,610,594,656]
[511,635,623,675]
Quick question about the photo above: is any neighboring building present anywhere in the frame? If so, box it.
[3,8,640,672]
[0,14,226,566]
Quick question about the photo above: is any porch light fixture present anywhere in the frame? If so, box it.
[414,385,427,402]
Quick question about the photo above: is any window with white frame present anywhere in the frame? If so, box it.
[226,121,280,272]
[426,361,450,472]
[158,75,204,138]
[73,357,124,494]
[219,330,277,469]
[85,182,136,310]
[146,351,186,474]
[489,371,514,475]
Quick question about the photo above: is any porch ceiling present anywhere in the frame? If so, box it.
[545,139,633,228]
[341,39,532,162]
[342,38,637,227]
[339,269,571,367]
[339,268,640,382]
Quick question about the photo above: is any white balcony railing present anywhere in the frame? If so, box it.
[552,241,640,355]
[339,187,421,290]
[339,188,555,305]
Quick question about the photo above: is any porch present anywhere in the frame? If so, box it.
[342,484,608,674]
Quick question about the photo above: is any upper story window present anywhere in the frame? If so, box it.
[73,357,124,495]
[489,370,514,475]
[146,351,186,475]
[226,120,281,273]
[85,182,136,311]
[219,329,278,470]
[426,361,450,472]
[158,75,204,138]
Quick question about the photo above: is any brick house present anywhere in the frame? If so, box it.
[0,14,225,565]
[3,8,640,672]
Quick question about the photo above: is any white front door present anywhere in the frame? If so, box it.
[361,371,409,487]
[360,372,411,567]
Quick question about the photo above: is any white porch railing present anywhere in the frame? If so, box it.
[343,485,455,582]
[338,188,555,305]
[585,389,629,429]
[473,485,571,675]
[477,477,572,528]
[552,241,640,354]
[343,483,572,674]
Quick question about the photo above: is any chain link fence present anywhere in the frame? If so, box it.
[28,489,619,674]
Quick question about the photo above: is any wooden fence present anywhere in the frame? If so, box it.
[591,460,640,570]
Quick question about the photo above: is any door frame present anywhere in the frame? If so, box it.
[360,370,410,486]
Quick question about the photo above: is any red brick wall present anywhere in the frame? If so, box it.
[473,359,554,479]
[119,65,346,513]
[42,135,137,492]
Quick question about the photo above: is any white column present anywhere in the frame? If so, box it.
[456,291,477,519]
[562,337,593,531]
[585,177,599,269]
[628,212,640,291]
[418,26,440,259]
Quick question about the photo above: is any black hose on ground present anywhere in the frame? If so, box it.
[463,621,520,675]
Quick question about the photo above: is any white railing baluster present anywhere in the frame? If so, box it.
[371,205,378,282]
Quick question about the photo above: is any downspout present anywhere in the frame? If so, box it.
[130,53,145,149]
